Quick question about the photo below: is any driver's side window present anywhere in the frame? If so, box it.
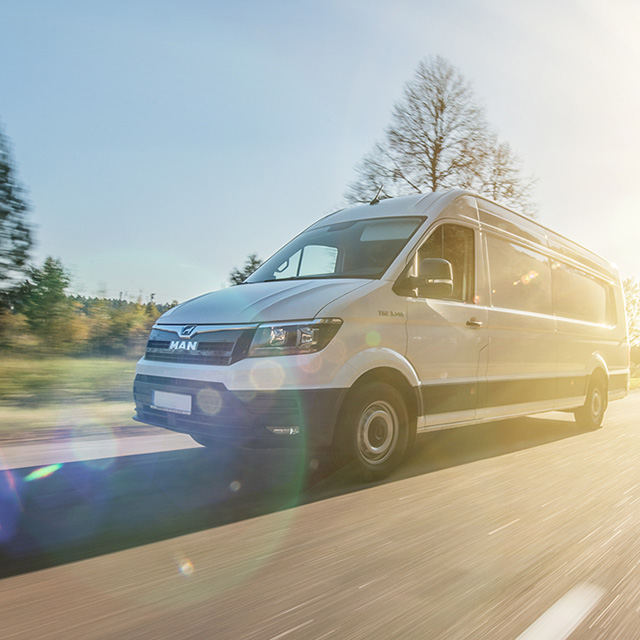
[417,224,475,302]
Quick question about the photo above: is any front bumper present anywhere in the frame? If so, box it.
[133,373,345,449]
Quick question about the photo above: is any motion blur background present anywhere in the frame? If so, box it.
[0,0,639,434]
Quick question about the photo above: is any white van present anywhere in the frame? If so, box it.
[133,190,629,480]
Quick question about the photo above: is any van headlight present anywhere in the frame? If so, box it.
[247,318,342,357]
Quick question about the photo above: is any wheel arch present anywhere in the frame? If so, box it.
[585,354,610,395]
[334,366,420,445]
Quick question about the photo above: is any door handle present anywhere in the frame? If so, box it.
[466,318,483,328]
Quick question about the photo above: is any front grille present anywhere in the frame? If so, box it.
[144,326,254,365]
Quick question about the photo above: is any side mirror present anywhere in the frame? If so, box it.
[394,258,454,298]
[418,258,453,298]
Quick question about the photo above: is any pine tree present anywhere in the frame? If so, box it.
[230,253,263,285]
[0,124,33,297]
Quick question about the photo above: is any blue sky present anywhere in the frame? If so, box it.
[1,0,639,303]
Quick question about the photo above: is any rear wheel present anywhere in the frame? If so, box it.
[334,382,410,481]
[574,375,607,430]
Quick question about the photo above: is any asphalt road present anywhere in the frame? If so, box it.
[2,393,640,639]
[0,432,199,470]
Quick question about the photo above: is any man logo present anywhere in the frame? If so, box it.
[179,325,197,338]
[169,340,198,351]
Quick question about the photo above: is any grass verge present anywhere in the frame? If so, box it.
[0,357,161,443]
[0,356,136,406]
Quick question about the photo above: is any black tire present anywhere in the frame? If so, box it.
[334,382,410,481]
[574,375,607,430]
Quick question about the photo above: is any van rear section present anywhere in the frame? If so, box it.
[134,190,629,480]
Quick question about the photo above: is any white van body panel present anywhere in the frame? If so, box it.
[328,348,422,390]
[160,278,371,325]
[133,190,629,461]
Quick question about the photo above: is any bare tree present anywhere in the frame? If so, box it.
[345,57,536,215]
[460,134,537,216]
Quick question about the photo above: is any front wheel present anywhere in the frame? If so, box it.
[574,375,607,430]
[334,382,410,481]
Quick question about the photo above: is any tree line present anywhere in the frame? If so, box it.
[0,256,176,356]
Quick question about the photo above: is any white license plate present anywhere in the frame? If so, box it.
[151,390,192,415]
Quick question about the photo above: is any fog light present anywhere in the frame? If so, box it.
[266,426,300,435]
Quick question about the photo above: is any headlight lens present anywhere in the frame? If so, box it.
[248,318,342,357]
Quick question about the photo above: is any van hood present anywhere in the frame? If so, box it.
[157,279,371,325]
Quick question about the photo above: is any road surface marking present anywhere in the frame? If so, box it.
[588,594,620,629]
[488,519,520,535]
[516,583,605,640]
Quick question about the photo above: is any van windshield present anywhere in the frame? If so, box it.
[245,216,425,283]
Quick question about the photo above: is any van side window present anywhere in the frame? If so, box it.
[478,200,545,247]
[487,236,552,315]
[274,245,338,279]
[551,261,614,325]
[417,224,475,302]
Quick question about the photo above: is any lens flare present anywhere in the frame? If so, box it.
[325,338,347,364]
[197,388,222,415]
[178,559,194,577]
[300,354,324,374]
[71,427,117,470]
[63,412,118,470]
[249,360,285,390]
[24,464,63,482]
[366,330,381,347]
[0,469,23,543]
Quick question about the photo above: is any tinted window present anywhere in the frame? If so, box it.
[478,199,546,247]
[552,261,613,324]
[417,224,475,302]
[487,236,552,314]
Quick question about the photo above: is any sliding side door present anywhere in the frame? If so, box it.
[482,233,557,419]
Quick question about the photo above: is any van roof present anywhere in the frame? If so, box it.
[312,189,618,281]
[310,191,458,228]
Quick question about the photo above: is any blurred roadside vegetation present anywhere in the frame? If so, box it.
[0,353,163,440]
[0,258,639,412]
[0,357,136,407]
[0,270,173,436]
[0,257,177,420]
[0,357,147,439]
[1,257,177,361]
